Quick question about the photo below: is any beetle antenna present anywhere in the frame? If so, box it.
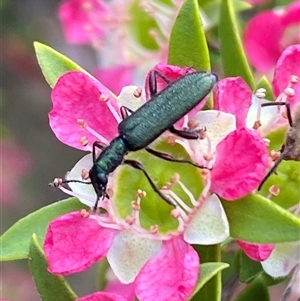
[49,178,92,188]
[258,148,290,191]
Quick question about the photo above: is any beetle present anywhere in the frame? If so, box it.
[53,69,218,208]
[258,101,300,190]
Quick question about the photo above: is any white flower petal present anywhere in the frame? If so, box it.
[66,154,96,207]
[117,85,146,111]
[191,110,236,154]
[107,230,162,283]
[246,96,285,135]
[184,194,230,245]
[261,241,300,277]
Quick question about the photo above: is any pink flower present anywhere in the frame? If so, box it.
[214,45,300,136]
[58,0,109,44]
[76,291,128,301]
[213,45,300,274]
[1,140,31,205]
[46,64,231,301]
[104,279,135,301]
[44,211,202,301]
[244,2,300,72]
[94,65,135,95]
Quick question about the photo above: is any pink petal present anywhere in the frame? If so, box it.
[94,65,135,95]
[144,63,194,99]
[282,2,300,27]
[50,71,119,150]
[104,280,135,301]
[44,212,117,274]
[214,77,252,128]
[135,236,199,301]
[238,240,274,261]
[76,292,128,301]
[58,0,108,44]
[244,11,284,72]
[273,44,300,111]
[210,128,269,200]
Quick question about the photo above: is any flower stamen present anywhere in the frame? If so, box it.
[77,119,109,144]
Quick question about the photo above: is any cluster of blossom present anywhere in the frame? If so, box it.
[45,40,300,300]
[57,0,300,90]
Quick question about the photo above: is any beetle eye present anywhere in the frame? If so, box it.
[97,173,108,186]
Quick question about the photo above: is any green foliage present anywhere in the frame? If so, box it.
[189,262,229,300]
[239,251,263,283]
[258,160,300,208]
[29,234,77,301]
[191,245,222,301]
[235,276,270,301]
[34,42,88,87]
[128,0,160,50]
[219,0,254,87]
[1,198,86,261]
[168,0,210,71]
[221,194,300,243]
[255,76,275,101]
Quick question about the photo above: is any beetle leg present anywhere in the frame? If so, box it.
[149,70,171,97]
[145,147,207,169]
[258,148,290,191]
[120,106,135,120]
[123,159,176,206]
[261,101,293,127]
[168,125,199,139]
[92,141,108,163]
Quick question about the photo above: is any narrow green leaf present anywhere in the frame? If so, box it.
[221,194,300,243]
[34,42,87,87]
[168,0,210,71]
[189,262,229,300]
[0,197,86,261]
[235,276,270,301]
[239,250,263,283]
[29,234,77,301]
[255,76,274,101]
[219,0,254,88]
[191,245,222,301]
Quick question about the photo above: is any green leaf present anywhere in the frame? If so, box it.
[221,194,300,243]
[219,0,254,88]
[189,262,229,300]
[34,42,87,87]
[262,272,286,286]
[168,0,210,71]
[239,250,263,283]
[222,250,239,284]
[191,245,222,301]
[255,76,274,101]
[235,276,270,301]
[265,125,287,151]
[128,0,160,50]
[258,160,300,209]
[29,234,77,301]
[0,197,86,261]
